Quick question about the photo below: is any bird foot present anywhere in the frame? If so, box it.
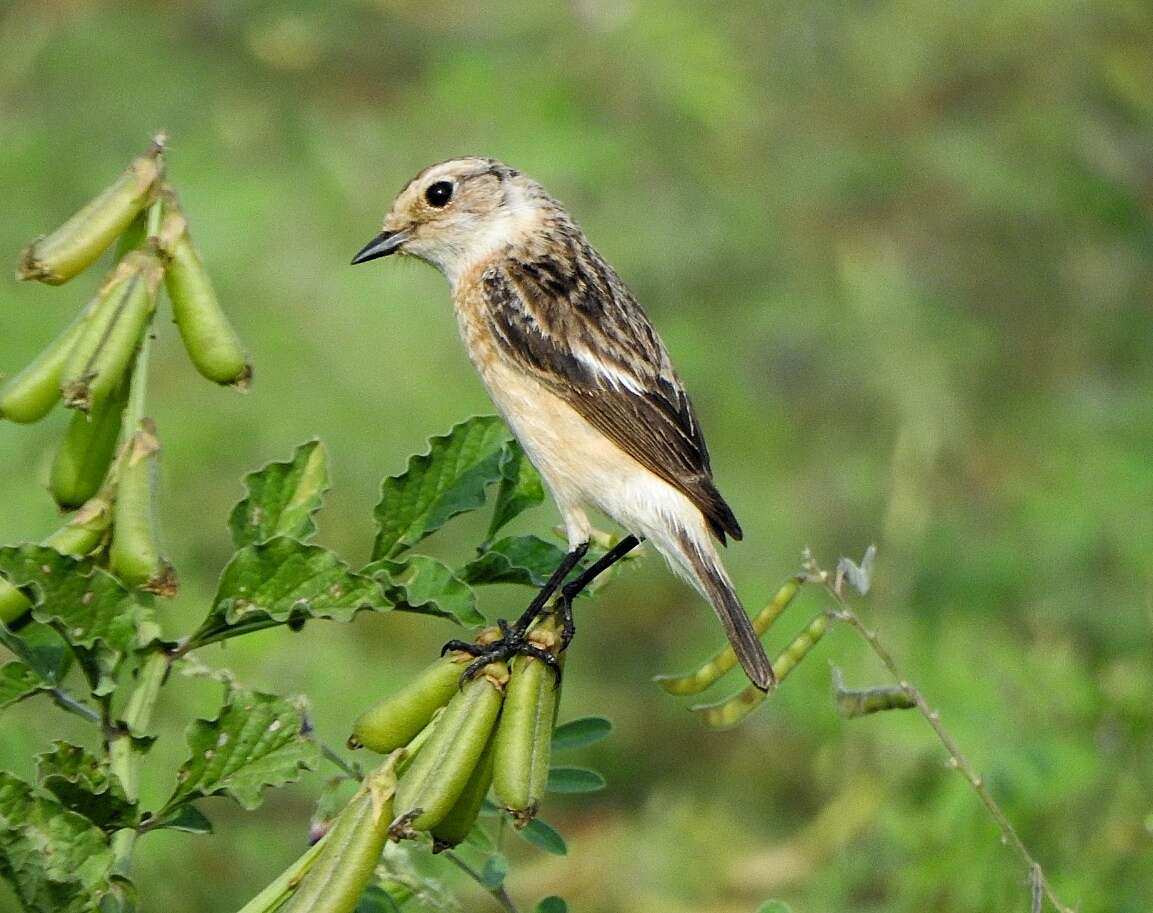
[441,618,563,684]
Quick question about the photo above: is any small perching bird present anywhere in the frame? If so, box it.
[352,157,773,690]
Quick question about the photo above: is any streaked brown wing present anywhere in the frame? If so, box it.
[481,257,742,543]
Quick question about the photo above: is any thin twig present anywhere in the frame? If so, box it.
[320,742,362,780]
[49,686,101,723]
[442,850,521,913]
[806,554,1076,913]
[1031,863,1044,913]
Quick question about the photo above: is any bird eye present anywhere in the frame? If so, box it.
[424,181,454,208]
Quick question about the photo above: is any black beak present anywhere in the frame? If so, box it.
[350,230,407,265]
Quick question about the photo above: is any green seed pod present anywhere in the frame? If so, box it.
[831,667,916,719]
[0,580,30,627]
[42,496,113,558]
[281,760,398,913]
[16,144,163,285]
[350,653,469,754]
[0,497,113,624]
[58,268,136,405]
[393,664,507,833]
[109,418,176,595]
[49,373,129,509]
[61,250,162,413]
[654,575,803,695]
[430,730,496,852]
[692,612,830,729]
[492,651,560,826]
[113,211,149,259]
[0,302,99,423]
[160,191,251,387]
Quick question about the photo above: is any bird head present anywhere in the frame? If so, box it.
[351,157,538,282]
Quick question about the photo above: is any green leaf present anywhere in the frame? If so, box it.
[461,535,568,588]
[479,853,509,889]
[486,442,544,541]
[1,662,46,709]
[518,817,567,856]
[365,555,484,626]
[546,766,606,794]
[551,716,613,752]
[535,898,568,913]
[755,901,794,913]
[0,622,71,689]
[147,804,213,835]
[228,440,330,548]
[161,687,320,814]
[372,416,512,560]
[190,538,387,648]
[0,546,143,695]
[35,742,137,830]
[0,771,115,913]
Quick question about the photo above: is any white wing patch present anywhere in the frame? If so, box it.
[571,346,646,394]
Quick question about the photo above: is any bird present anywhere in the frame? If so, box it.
[351,157,773,690]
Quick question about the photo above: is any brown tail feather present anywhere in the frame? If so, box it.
[680,536,773,691]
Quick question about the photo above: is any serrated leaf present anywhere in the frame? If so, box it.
[518,817,567,856]
[190,538,388,648]
[486,442,544,541]
[229,440,330,548]
[0,546,143,695]
[535,898,568,913]
[0,771,114,913]
[162,688,320,813]
[36,742,137,830]
[373,416,512,560]
[0,662,46,709]
[461,535,568,588]
[480,853,509,889]
[0,622,71,688]
[546,766,606,794]
[147,804,213,835]
[551,716,613,751]
[365,555,484,626]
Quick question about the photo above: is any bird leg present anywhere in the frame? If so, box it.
[442,535,643,681]
[554,534,641,648]
[441,541,591,679]
[509,540,591,632]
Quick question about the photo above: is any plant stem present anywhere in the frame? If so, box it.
[807,554,1076,913]
[321,742,362,780]
[49,686,101,723]
[443,851,520,913]
[233,838,327,913]
[108,622,166,873]
[107,196,172,883]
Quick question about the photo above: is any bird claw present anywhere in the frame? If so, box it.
[440,638,484,658]
[447,624,563,687]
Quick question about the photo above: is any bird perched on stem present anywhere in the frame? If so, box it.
[352,157,773,691]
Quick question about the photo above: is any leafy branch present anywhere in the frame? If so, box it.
[805,548,1075,913]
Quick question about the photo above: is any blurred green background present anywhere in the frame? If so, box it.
[2,1,1151,911]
